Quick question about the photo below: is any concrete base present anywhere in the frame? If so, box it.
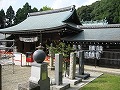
[76,73,90,80]
[50,83,70,90]
[18,82,40,90]
[63,77,82,85]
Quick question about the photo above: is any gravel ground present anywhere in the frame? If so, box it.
[1,65,55,90]
[2,65,31,90]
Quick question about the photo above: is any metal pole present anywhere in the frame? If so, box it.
[0,64,2,90]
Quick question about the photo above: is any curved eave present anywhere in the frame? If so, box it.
[0,24,82,34]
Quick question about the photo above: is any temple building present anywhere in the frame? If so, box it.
[0,5,82,53]
[0,5,120,68]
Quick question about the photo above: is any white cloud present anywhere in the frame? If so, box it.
[52,0,98,9]
[52,0,74,9]
[0,0,17,11]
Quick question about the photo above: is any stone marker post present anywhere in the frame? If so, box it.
[69,52,76,79]
[49,43,54,69]
[50,54,54,67]
[55,54,63,85]
[0,64,1,90]
[76,51,90,79]
[78,51,84,75]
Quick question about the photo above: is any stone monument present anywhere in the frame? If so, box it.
[76,51,90,79]
[69,52,76,79]
[49,43,54,70]
[63,52,82,85]
[18,49,50,90]
[29,50,50,90]
[55,54,63,85]
[51,54,70,90]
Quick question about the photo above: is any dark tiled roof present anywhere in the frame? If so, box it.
[0,5,81,34]
[63,27,120,42]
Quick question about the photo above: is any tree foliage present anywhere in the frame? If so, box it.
[40,6,53,11]
[47,42,73,59]
[14,2,32,25]
[6,6,15,27]
[14,3,51,25]
[0,2,53,28]
[77,0,120,24]
[0,9,5,28]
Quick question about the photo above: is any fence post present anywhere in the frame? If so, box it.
[0,64,2,90]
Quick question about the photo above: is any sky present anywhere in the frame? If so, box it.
[0,0,98,12]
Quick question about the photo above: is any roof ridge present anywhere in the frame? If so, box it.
[28,5,75,17]
[78,24,120,29]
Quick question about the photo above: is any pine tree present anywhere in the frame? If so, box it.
[6,6,15,27]
[0,9,5,28]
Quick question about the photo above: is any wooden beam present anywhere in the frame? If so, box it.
[0,40,15,42]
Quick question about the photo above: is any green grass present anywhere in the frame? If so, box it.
[80,74,120,90]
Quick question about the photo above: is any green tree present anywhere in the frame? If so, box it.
[31,7,38,12]
[6,6,15,27]
[0,9,5,28]
[47,42,73,59]
[14,8,23,25]
[14,2,32,25]
[77,5,93,21]
[40,6,53,11]
[77,0,120,24]
[14,2,39,25]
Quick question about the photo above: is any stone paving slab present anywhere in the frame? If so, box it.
[63,77,82,85]
[66,71,103,90]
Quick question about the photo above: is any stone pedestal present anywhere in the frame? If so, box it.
[18,82,40,90]
[29,62,50,90]
[63,77,82,85]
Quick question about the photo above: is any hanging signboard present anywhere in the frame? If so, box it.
[19,37,38,42]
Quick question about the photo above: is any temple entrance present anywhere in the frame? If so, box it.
[23,42,36,53]
[17,36,39,53]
